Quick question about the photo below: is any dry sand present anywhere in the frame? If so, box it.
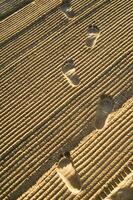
[0,0,133,199]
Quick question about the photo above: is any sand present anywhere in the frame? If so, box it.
[62,59,80,87]
[0,0,133,199]
[56,153,81,194]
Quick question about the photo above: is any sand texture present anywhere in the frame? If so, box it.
[1,0,133,199]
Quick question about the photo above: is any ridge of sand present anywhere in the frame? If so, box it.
[1,0,133,199]
[17,99,132,200]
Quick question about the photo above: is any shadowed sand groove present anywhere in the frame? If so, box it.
[17,100,132,200]
[0,0,61,41]
[1,50,132,158]
[1,0,133,199]
[1,0,104,68]
[0,0,33,20]
[0,0,129,72]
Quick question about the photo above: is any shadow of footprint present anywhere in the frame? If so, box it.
[95,94,114,130]
[86,24,100,48]
[62,59,80,87]
[60,0,75,19]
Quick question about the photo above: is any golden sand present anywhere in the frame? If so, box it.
[1,0,132,199]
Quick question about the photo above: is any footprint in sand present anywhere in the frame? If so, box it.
[86,25,100,48]
[60,0,75,19]
[62,59,80,87]
[111,187,133,200]
[56,151,81,195]
[95,94,114,130]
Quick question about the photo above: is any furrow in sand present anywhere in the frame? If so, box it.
[1,61,132,166]
[1,111,132,198]
[1,10,131,153]
[0,0,61,42]
[1,0,130,85]
[73,116,132,167]
[1,58,130,159]
[36,154,132,200]
[80,160,132,200]
[1,0,97,42]
[0,2,105,63]
[1,87,130,184]
[0,61,132,166]
[1,96,132,198]
[1,67,132,159]
[1,32,132,144]
[18,167,57,200]
[74,141,132,198]
[0,0,130,75]
[97,170,133,200]
[1,0,132,198]
[1,46,132,124]
[53,159,132,200]
[56,137,132,199]
[32,130,132,200]
[17,114,132,200]
[0,0,130,74]
[74,130,132,175]
[1,57,132,132]
[1,37,132,125]
[1,45,131,146]
[1,0,129,72]
[1,0,100,61]
[1,88,132,187]
[1,10,132,102]
[1,26,131,111]
[1,21,132,111]
[0,11,63,62]
[37,112,133,198]
[77,129,131,176]
[0,0,34,20]
[1,88,131,189]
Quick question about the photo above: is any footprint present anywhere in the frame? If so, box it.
[56,151,81,194]
[95,94,114,130]
[112,188,133,200]
[62,59,80,87]
[86,25,100,48]
[60,0,75,19]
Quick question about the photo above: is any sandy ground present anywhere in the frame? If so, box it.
[0,0,133,199]
[105,174,133,200]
